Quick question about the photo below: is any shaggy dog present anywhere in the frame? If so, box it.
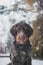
[8,21,33,65]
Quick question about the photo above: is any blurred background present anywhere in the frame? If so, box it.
[0,0,43,65]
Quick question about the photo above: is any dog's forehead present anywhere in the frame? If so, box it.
[17,31,24,33]
[12,21,30,32]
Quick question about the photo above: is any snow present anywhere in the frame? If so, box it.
[0,57,43,65]
[0,54,10,57]
[0,0,15,6]
[0,57,10,65]
[32,59,43,65]
[0,0,41,47]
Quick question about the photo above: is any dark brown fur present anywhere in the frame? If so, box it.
[8,21,33,65]
[10,21,33,39]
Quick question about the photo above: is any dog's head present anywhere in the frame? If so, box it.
[10,21,33,44]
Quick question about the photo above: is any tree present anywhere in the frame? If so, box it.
[24,0,35,5]
[31,16,43,59]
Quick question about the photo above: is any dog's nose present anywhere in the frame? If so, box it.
[19,33,24,38]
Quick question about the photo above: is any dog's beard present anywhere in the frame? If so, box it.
[16,31,28,44]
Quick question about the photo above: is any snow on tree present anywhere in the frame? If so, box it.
[0,0,43,53]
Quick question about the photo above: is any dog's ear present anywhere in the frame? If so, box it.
[10,25,17,38]
[25,24,33,37]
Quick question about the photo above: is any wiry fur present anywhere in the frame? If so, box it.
[8,21,33,65]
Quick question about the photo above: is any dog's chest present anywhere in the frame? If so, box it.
[11,41,31,61]
[13,50,26,57]
[13,50,28,63]
[11,44,27,59]
[11,43,31,65]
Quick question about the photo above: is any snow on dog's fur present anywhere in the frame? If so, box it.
[8,21,33,65]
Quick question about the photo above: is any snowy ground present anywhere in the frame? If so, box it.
[32,59,43,65]
[0,57,43,65]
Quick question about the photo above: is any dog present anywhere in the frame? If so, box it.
[8,21,33,65]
